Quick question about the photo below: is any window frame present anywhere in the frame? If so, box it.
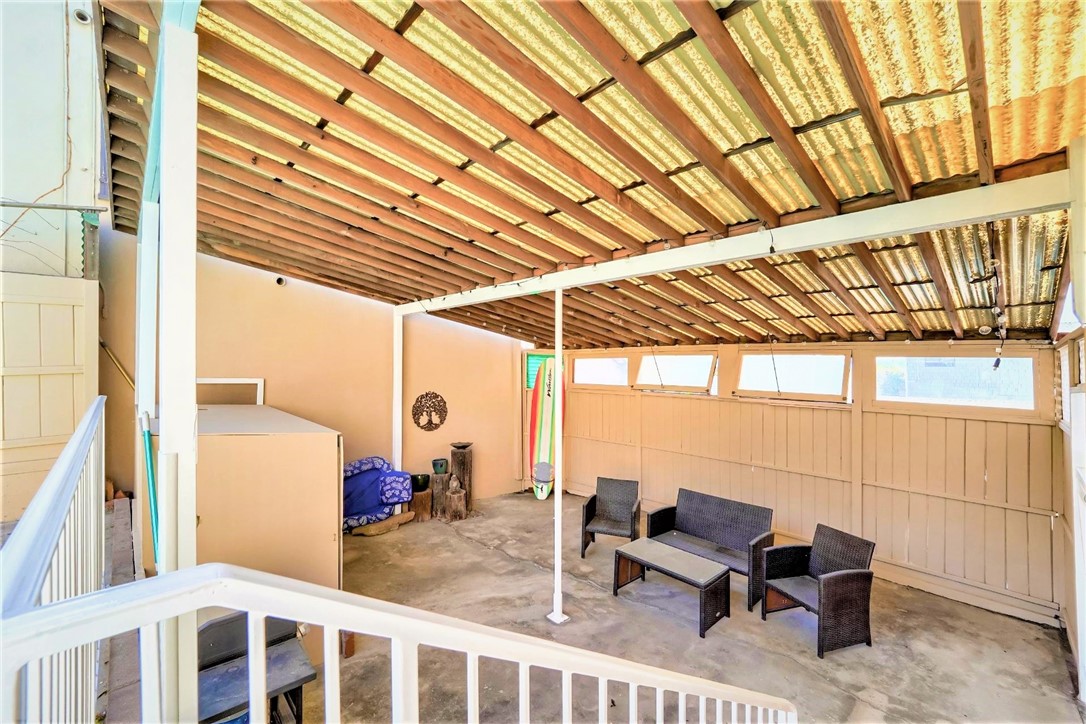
[570,355,631,388]
[863,347,1049,422]
[731,349,852,404]
[632,349,718,394]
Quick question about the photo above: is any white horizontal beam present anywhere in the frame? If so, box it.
[396,169,1071,314]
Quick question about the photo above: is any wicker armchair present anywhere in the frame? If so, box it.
[762,524,876,658]
[581,477,640,558]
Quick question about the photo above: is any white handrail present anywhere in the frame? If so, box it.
[2,563,799,723]
[0,396,107,723]
[0,396,107,616]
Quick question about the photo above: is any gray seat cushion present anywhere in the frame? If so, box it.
[766,575,820,612]
[653,531,748,575]
[586,515,633,537]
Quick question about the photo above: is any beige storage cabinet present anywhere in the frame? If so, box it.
[194,405,343,590]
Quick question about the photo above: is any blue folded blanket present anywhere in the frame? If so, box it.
[343,456,412,531]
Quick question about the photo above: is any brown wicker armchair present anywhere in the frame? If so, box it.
[761,524,876,658]
[581,477,640,558]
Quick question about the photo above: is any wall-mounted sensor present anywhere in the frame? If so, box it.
[275,277,286,286]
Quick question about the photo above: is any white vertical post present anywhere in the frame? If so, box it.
[547,289,569,624]
[157,21,199,722]
[1070,136,1085,325]
[323,626,341,721]
[134,201,159,577]
[392,311,404,469]
[390,637,419,723]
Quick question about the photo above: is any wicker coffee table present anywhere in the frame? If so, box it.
[613,537,731,637]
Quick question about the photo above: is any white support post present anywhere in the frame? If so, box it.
[547,290,569,624]
[392,311,405,469]
[1070,137,1085,324]
[157,22,199,722]
[133,200,159,578]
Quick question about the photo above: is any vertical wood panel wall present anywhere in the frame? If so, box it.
[552,342,1062,625]
[1,272,99,521]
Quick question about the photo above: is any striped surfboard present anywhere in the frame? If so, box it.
[529,357,559,500]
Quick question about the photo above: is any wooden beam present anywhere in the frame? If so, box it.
[195,11,649,255]
[958,0,995,185]
[202,234,430,301]
[505,297,626,347]
[541,0,780,226]
[914,232,965,338]
[100,0,159,32]
[197,199,455,297]
[1050,246,1073,340]
[813,0,912,202]
[611,279,736,343]
[795,251,886,339]
[202,239,408,305]
[848,242,924,338]
[643,274,755,341]
[196,192,468,293]
[655,269,768,343]
[196,36,622,261]
[197,155,506,285]
[419,0,729,235]
[702,266,822,341]
[559,293,678,346]
[105,65,152,102]
[196,103,558,270]
[197,131,524,278]
[676,0,839,215]
[743,259,852,337]
[196,83,582,268]
[570,289,687,344]
[593,283,719,344]
[102,26,154,69]
[525,296,656,347]
[299,0,684,243]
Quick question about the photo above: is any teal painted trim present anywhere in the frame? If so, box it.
[141,1,202,205]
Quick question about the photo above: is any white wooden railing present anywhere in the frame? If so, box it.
[0,396,107,722]
[0,395,797,723]
[2,562,798,723]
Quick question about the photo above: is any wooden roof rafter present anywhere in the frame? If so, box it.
[958,0,996,186]
[418,0,730,235]
[847,242,924,339]
[540,0,780,227]
[794,251,887,340]
[675,0,840,216]
[193,9,649,258]
[813,0,913,203]
[610,279,737,343]
[302,0,683,246]
[914,232,965,338]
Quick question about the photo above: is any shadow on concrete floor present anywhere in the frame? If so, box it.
[305,491,1079,723]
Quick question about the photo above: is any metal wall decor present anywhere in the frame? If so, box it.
[412,391,448,431]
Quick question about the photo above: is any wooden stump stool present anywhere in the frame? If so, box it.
[446,488,467,522]
[409,488,433,522]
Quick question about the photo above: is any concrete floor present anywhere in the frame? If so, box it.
[308,492,1080,723]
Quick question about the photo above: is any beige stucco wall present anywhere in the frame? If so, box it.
[98,218,522,503]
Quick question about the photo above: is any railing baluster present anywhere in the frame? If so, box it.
[629,682,637,724]
[731,700,738,724]
[390,636,419,723]
[716,698,724,724]
[519,662,531,723]
[140,623,163,723]
[247,613,267,723]
[678,692,687,724]
[467,653,480,723]
[561,670,572,724]
[699,695,707,724]
[656,688,664,723]
[598,676,607,724]
[323,626,341,722]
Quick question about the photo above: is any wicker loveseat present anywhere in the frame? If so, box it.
[647,489,774,611]
[761,523,876,657]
